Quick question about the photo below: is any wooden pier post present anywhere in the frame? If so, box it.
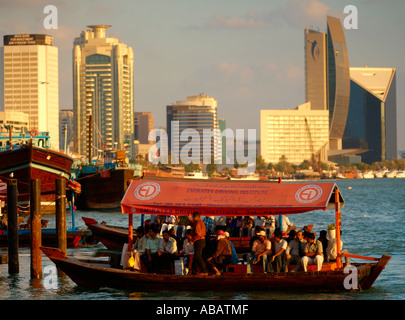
[30,179,42,279]
[55,178,67,257]
[7,179,19,274]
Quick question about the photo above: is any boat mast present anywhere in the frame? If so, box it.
[88,114,92,164]
[335,187,343,268]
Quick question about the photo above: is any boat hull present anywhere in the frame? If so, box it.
[0,229,97,247]
[0,145,73,203]
[75,169,135,210]
[41,247,389,292]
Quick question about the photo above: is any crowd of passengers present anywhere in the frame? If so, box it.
[124,212,349,275]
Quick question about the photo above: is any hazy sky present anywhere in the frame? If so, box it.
[1,0,404,151]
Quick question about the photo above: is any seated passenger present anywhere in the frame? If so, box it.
[268,229,287,272]
[141,226,162,273]
[160,215,177,235]
[326,230,350,266]
[157,229,178,274]
[176,215,191,238]
[318,230,328,256]
[247,230,271,274]
[129,226,150,271]
[263,215,275,237]
[285,230,306,272]
[301,232,324,271]
[207,230,232,275]
[225,231,239,264]
[276,215,295,234]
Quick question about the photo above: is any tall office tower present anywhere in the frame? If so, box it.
[305,29,327,111]
[343,67,397,164]
[166,93,221,164]
[305,16,350,151]
[134,111,154,144]
[73,25,134,158]
[260,102,329,165]
[59,109,74,153]
[0,34,59,149]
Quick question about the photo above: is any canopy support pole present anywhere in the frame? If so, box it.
[128,213,133,251]
[335,187,343,269]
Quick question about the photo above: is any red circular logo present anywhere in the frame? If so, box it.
[134,182,161,200]
[295,185,323,203]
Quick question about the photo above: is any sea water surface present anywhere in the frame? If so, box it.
[0,178,404,300]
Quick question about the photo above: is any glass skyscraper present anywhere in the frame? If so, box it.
[343,67,397,164]
[73,25,133,158]
[166,94,221,164]
[305,16,350,151]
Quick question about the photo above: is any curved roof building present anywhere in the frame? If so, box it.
[305,16,350,150]
[326,16,350,142]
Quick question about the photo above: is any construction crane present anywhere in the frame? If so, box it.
[304,117,322,174]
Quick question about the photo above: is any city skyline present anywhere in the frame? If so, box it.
[0,0,404,153]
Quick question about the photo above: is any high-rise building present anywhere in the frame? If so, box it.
[134,111,153,144]
[305,16,350,152]
[166,93,221,164]
[0,34,59,149]
[342,67,397,164]
[260,102,329,165]
[73,25,134,158]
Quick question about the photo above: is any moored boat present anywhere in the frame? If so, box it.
[73,150,141,210]
[395,170,405,178]
[384,170,397,178]
[0,227,96,248]
[0,135,74,212]
[42,179,391,292]
[362,171,375,179]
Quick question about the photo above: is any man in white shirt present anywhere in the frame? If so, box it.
[157,229,178,273]
[285,230,306,272]
[302,232,324,271]
[247,231,271,274]
[268,230,288,272]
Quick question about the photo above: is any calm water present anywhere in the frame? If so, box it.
[0,178,404,300]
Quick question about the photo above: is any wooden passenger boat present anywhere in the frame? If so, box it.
[82,216,251,253]
[0,228,96,248]
[41,179,391,292]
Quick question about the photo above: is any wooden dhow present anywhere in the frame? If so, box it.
[42,179,391,292]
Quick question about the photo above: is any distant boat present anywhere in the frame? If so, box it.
[385,170,397,178]
[375,169,387,178]
[395,170,405,178]
[363,171,375,179]
[184,171,209,179]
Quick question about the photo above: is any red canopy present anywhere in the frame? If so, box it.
[121,179,344,216]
